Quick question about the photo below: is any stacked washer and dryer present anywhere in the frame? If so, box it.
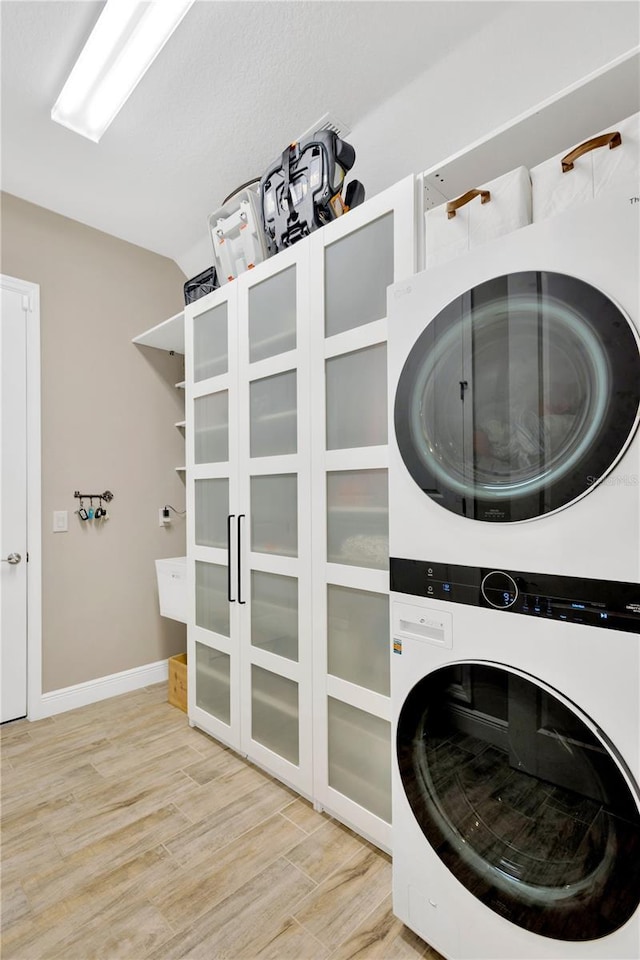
[387,145,640,959]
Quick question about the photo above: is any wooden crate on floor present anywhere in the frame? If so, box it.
[168,653,187,712]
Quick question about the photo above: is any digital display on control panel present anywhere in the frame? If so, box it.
[390,559,640,634]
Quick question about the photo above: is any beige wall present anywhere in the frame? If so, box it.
[1,192,188,692]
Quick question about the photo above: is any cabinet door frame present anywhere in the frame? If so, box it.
[236,242,314,797]
[309,174,417,851]
[186,281,243,751]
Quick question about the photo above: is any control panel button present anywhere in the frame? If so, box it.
[481,571,518,609]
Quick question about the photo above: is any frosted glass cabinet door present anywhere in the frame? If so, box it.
[251,474,298,557]
[195,642,231,724]
[327,469,389,569]
[250,370,297,458]
[195,561,230,637]
[193,302,228,381]
[194,391,229,464]
[327,585,390,696]
[324,213,394,337]
[251,571,298,661]
[326,344,388,450]
[328,697,391,823]
[194,478,229,548]
[248,265,297,363]
[251,665,299,765]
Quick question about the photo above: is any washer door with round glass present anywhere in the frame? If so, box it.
[394,272,640,521]
[396,662,640,941]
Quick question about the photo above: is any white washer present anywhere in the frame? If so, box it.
[391,595,640,959]
[387,184,640,959]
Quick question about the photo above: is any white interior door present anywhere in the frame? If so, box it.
[0,280,29,723]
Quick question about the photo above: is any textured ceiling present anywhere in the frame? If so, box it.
[0,1,504,272]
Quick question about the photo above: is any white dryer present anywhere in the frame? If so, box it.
[388,187,640,583]
[387,184,640,959]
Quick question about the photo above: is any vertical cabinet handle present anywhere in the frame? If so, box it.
[227,514,236,602]
[237,514,246,604]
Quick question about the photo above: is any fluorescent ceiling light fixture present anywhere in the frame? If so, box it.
[51,0,195,142]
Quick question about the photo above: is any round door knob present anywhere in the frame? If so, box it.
[2,552,22,565]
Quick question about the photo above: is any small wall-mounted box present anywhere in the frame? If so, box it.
[155,556,187,623]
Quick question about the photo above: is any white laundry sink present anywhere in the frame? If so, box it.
[155,557,187,623]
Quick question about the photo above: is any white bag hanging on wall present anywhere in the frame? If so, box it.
[530,112,640,222]
[425,166,532,269]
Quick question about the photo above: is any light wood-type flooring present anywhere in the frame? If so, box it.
[1,684,443,960]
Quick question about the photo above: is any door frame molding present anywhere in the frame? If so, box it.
[1,273,42,721]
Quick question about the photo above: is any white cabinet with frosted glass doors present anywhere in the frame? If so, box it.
[309,176,415,851]
[185,243,313,797]
[185,174,415,843]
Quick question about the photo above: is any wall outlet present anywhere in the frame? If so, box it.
[159,507,171,526]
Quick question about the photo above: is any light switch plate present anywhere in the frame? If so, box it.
[53,510,68,532]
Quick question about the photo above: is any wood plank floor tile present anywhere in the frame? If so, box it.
[0,825,63,888]
[163,777,297,868]
[293,847,392,950]
[2,730,111,770]
[285,818,368,884]
[146,857,316,960]
[154,811,308,929]
[1,793,78,841]
[52,797,192,859]
[327,894,442,960]
[22,808,188,914]
[50,897,174,960]
[252,915,331,959]
[0,753,14,775]
[60,845,179,931]
[187,727,239,758]
[6,760,107,807]
[89,730,202,778]
[0,896,71,959]
[0,881,30,927]
[168,761,294,826]
[71,753,197,809]
[280,796,332,834]
[25,841,178,919]
[0,715,55,742]
[180,746,248,785]
[0,728,32,751]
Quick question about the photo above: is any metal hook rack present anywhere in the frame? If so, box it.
[74,490,114,503]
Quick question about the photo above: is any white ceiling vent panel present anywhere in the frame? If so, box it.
[297,112,351,142]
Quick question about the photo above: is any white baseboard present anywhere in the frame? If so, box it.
[31,659,169,720]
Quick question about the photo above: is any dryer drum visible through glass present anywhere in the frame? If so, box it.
[394,271,640,522]
[396,662,640,942]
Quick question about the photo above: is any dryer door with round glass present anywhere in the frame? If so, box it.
[394,272,640,521]
[396,662,640,942]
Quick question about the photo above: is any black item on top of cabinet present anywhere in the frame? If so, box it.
[260,129,365,252]
[184,265,219,305]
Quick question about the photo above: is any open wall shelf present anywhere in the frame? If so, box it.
[132,311,185,353]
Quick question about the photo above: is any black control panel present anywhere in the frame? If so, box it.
[390,558,640,634]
